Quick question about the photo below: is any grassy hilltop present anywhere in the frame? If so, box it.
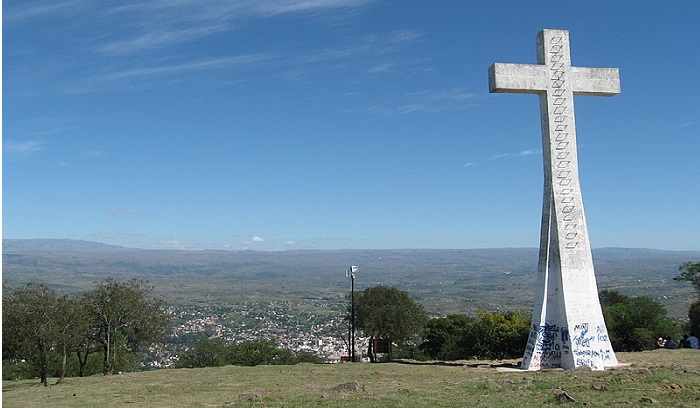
[3,350,699,407]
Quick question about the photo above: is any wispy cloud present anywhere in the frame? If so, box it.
[8,1,421,95]
[98,25,230,56]
[72,54,269,92]
[272,30,425,85]
[103,55,268,81]
[465,148,541,168]
[96,0,377,56]
[78,26,419,90]
[673,122,694,130]
[4,140,47,156]
[369,88,479,115]
[5,1,376,55]
[301,30,422,63]
[3,0,87,23]
[262,0,373,15]
[492,149,539,159]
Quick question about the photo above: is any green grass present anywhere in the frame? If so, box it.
[3,350,700,407]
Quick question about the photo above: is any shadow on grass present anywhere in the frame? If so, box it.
[387,359,522,369]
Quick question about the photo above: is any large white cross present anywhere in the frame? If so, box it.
[488,29,620,371]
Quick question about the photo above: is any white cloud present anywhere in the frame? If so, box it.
[491,148,541,160]
[251,236,264,242]
[516,149,539,157]
[4,140,46,156]
[464,148,541,169]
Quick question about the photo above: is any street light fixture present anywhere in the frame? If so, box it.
[346,266,358,362]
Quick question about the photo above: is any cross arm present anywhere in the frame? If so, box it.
[571,67,620,96]
[489,63,547,94]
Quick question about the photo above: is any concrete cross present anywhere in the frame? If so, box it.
[488,29,620,371]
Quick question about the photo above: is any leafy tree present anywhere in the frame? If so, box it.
[676,262,700,334]
[419,311,530,360]
[84,278,168,375]
[75,334,101,377]
[178,338,231,368]
[420,314,471,360]
[688,301,700,335]
[471,310,530,359]
[53,295,92,382]
[353,286,427,361]
[676,261,700,296]
[66,348,103,378]
[601,290,680,351]
[599,290,629,307]
[2,284,58,386]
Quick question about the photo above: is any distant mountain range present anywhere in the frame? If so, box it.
[3,238,128,253]
[5,238,699,258]
[3,239,699,316]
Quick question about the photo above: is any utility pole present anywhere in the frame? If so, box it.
[346,266,358,362]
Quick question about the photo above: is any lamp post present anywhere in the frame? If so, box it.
[346,266,358,362]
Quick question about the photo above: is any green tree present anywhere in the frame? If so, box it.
[688,301,700,335]
[601,290,679,351]
[84,278,168,375]
[420,314,471,360]
[2,284,58,386]
[53,295,92,383]
[472,310,530,359]
[676,261,700,296]
[599,290,629,307]
[229,340,296,366]
[419,311,530,360]
[676,262,700,335]
[354,286,427,361]
[178,338,231,368]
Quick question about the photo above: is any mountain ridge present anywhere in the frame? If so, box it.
[4,238,699,257]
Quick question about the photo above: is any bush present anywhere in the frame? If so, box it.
[178,338,231,368]
[601,290,681,351]
[419,311,530,361]
[178,339,325,368]
[3,359,36,381]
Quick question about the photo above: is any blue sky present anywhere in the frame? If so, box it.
[3,1,699,251]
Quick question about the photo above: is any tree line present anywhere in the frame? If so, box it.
[349,285,682,362]
[176,338,324,368]
[3,278,168,385]
[352,261,700,361]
